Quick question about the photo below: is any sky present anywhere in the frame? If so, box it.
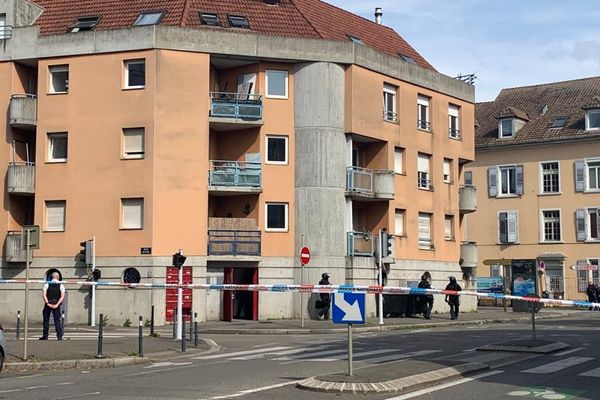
[328,0,600,102]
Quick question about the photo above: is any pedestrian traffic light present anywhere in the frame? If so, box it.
[92,269,101,281]
[172,250,187,268]
[380,229,393,258]
[79,240,93,266]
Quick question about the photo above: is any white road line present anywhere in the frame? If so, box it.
[522,357,594,374]
[459,352,511,364]
[580,367,600,377]
[25,386,48,390]
[0,389,21,394]
[193,346,291,360]
[408,329,431,334]
[201,380,300,400]
[17,373,44,379]
[231,347,318,360]
[364,350,442,364]
[307,349,392,362]
[553,347,584,356]
[273,348,350,361]
[384,370,504,399]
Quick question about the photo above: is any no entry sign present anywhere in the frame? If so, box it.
[300,247,311,265]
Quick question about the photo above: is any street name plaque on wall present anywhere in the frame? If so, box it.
[141,247,152,255]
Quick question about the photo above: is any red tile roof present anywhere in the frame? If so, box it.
[30,0,434,70]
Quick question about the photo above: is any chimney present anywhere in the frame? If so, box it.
[374,7,383,25]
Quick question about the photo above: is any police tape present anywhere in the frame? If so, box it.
[1,279,599,310]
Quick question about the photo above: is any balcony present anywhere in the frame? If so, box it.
[5,231,26,263]
[9,94,37,129]
[460,241,478,269]
[208,218,261,257]
[347,231,375,257]
[208,160,262,194]
[0,25,13,40]
[417,120,431,131]
[383,109,398,123]
[449,128,461,139]
[7,162,35,195]
[209,92,263,132]
[346,167,395,200]
[459,185,477,213]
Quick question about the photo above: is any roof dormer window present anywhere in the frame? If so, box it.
[228,15,249,29]
[496,106,528,139]
[585,110,600,131]
[134,11,164,26]
[347,34,364,45]
[69,16,100,32]
[551,117,567,129]
[400,54,416,64]
[200,13,220,26]
[499,119,514,138]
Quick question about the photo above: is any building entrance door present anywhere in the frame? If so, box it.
[223,267,258,321]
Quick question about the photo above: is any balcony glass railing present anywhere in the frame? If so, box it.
[209,160,262,188]
[7,162,35,194]
[346,166,373,194]
[0,25,13,40]
[5,231,26,262]
[347,231,375,257]
[210,92,263,120]
[208,230,261,256]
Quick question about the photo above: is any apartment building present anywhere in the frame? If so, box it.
[0,0,475,324]
[467,77,600,301]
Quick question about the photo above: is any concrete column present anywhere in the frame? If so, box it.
[294,62,346,319]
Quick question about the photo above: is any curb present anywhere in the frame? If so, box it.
[478,341,569,354]
[5,356,151,372]
[297,362,488,394]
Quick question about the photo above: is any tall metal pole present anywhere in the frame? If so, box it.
[377,230,384,325]
[23,229,31,359]
[91,236,96,326]
[177,249,183,340]
[347,323,353,376]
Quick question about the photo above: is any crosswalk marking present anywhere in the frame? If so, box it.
[230,347,324,360]
[273,347,354,361]
[553,347,584,357]
[193,346,292,360]
[362,349,441,364]
[580,367,600,377]
[306,349,391,362]
[522,357,594,374]
[459,352,510,364]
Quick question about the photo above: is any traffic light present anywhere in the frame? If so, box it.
[172,250,187,268]
[380,229,393,258]
[79,240,93,266]
[92,269,101,282]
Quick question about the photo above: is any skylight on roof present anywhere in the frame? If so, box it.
[228,15,250,29]
[551,117,567,128]
[69,16,100,33]
[347,34,364,45]
[200,13,220,26]
[134,11,164,26]
[400,54,416,64]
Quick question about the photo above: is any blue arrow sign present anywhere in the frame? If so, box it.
[332,292,366,324]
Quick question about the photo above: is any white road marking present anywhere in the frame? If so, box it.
[364,350,442,364]
[0,389,21,394]
[125,364,198,377]
[193,346,291,360]
[580,366,600,377]
[522,357,594,374]
[384,370,504,399]
[273,348,350,361]
[305,348,391,362]
[553,347,584,356]
[408,329,431,334]
[25,386,48,390]
[459,352,510,364]
[201,380,300,400]
[17,373,44,379]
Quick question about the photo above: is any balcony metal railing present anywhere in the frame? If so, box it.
[460,241,478,268]
[347,231,375,257]
[9,94,37,128]
[208,230,261,256]
[0,25,13,40]
[373,170,395,199]
[5,231,26,262]
[7,162,35,195]
[417,175,431,190]
[209,160,262,188]
[210,92,263,121]
[449,128,461,139]
[459,185,477,213]
[346,166,373,194]
[417,120,431,131]
[383,109,398,123]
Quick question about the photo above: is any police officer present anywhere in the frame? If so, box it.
[418,274,433,319]
[318,273,331,320]
[40,271,65,340]
[586,281,598,311]
[445,276,462,320]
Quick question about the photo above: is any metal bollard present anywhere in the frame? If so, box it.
[138,315,144,357]
[181,316,186,352]
[189,310,193,341]
[16,310,21,340]
[150,305,155,337]
[172,309,177,339]
[194,312,198,348]
[96,313,104,359]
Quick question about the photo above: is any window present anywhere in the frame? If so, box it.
[551,117,567,128]
[464,170,473,185]
[121,198,144,230]
[200,13,220,26]
[541,210,561,242]
[576,208,600,241]
[443,158,452,184]
[124,60,146,89]
[575,159,600,192]
[123,128,145,159]
[488,165,523,197]
[418,213,432,249]
[499,211,518,243]
[45,201,66,232]
[266,136,288,164]
[585,110,600,131]
[417,95,431,131]
[346,34,364,45]
[540,161,560,194]
[400,54,416,64]
[588,161,600,191]
[490,264,502,278]
[49,65,69,93]
[383,84,397,122]
[265,203,288,232]
[578,268,589,293]
[417,153,431,189]
[394,147,404,174]
[48,133,68,162]
[266,70,288,99]
[0,13,7,39]
[448,104,460,138]
[394,209,405,236]
[444,215,454,240]
[499,119,514,138]
[134,11,164,26]
[69,16,100,32]
[228,15,249,29]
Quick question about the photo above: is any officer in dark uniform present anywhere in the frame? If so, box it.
[418,274,433,319]
[445,276,462,320]
[318,273,331,320]
[587,281,598,311]
[40,271,65,340]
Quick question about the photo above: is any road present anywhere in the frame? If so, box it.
[1,314,599,400]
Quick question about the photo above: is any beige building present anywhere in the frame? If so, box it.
[1,0,476,324]
[467,77,600,301]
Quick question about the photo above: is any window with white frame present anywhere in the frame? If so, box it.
[417,153,431,189]
[444,215,454,240]
[265,202,288,231]
[448,104,460,138]
[574,159,600,192]
[394,147,404,174]
[541,210,561,242]
[464,170,473,185]
[69,16,100,32]
[123,128,145,159]
[443,158,452,183]
[265,70,288,99]
[45,200,66,232]
[266,136,288,164]
[488,165,523,197]
[134,11,164,26]
[124,59,146,89]
[498,210,518,243]
[417,95,431,130]
[576,208,600,241]
[49,65,69,93]
[121,198,144,229]
[588,161,600,191]
[0,14,7,39]
[418,212,432,249]
[540,161,560,194]
[585,110,600,131]
[48,133,68,162]
[578,268,589,293]
[394,209,405,236]
[499,119,514,138]
[490,264,502,278]
[383,84,397,122]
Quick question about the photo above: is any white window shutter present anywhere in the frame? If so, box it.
[516,165,524,195]
[576,208,587,241]
[444,216,452,238]
[122,199,144,229]
[507,211,518,243]
[46,201,66,231]
[488,167,498,197]
[448,105,459,117]
[575,160,586,192]
[394,210,404,236]
[123,129,144,156]
[499,212,508,242]
[394,148,403,174]
[418,154,430,173]
[443,159,451,181]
